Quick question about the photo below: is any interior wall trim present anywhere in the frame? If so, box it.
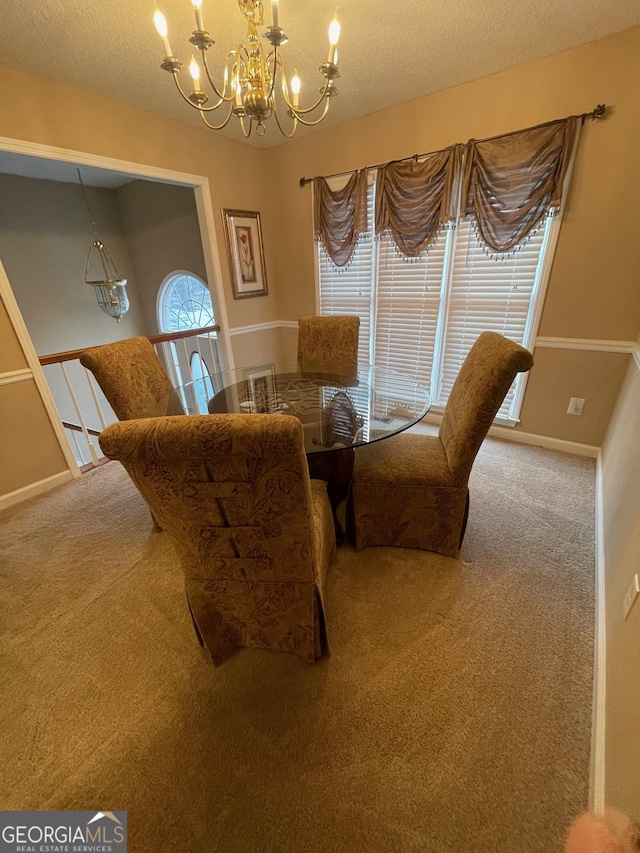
[229,320,298,336]
[590,451,606,811]
[423,412,599,457]
[535,337,636,354]
[0,470,74,513]
[633,342,640,371]
[0,367,32,386]
[0,134,209,187]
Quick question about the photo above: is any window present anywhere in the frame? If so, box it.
[317,179,558,425]
[156,271,220,401]
[158,272,215,333]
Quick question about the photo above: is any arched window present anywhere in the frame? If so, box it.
[157,272,218,407]
[157,271,215,333]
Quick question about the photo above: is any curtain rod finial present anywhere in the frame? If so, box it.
[592,104,606,120]
[300,176,308,187]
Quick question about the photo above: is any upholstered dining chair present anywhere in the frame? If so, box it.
[79,336,184,421]
[80,336,184,530]
[351,332,534,557]
[99,413,336,665]
[297,315,360,378]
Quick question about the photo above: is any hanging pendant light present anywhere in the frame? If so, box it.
[78,170,130,323]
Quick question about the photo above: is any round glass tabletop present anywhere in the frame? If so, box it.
[173,362,431,455]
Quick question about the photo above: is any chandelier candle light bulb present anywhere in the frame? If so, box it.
[189,55,201,88]
[271,0,279,28]
[191,0,205,31]
[291,71,300,107]
[327,14,340,64]
[153,8,173,57]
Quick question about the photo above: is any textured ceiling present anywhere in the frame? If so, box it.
[1,0,639,152]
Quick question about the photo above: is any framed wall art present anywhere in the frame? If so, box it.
[222,209,268,299]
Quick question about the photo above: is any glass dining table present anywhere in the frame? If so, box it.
[173,362,431,543]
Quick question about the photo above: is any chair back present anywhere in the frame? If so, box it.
[98,413,326,663]
[439,332,534,485]
[297,315,360,377]
[80,336,183,420]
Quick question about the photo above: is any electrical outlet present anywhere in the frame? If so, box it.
[567,397,585,416]
[623,574,639,620]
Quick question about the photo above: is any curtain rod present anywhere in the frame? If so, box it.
[298,104,606,187]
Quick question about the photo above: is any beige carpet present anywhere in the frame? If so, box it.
[0,432,595,852]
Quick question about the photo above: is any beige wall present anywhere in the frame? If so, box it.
[0,288,69,498]
[0,174,149,356]
[265,26,640,447]
[601,344,640,815]
[116,180,208,335]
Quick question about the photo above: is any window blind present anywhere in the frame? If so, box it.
[373,230,448,389]
[437,216,550,419]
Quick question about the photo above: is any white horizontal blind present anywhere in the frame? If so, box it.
[437,216,550,419]
[318,182,375,367]
[373,230,448,389]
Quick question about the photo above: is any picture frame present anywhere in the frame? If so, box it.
[222,209,268,299]
[243,363,276,414]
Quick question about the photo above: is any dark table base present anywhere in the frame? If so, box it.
[306,446,354,546]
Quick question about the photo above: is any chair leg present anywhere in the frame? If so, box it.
[150,509,163,531]
[186,592,204,647]
[459,490,470,547]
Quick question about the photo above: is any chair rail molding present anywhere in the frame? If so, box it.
[228,320,298,336]
[0,367,32,386]
[535,336,636,354]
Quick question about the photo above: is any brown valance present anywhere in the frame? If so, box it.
[313,169,368,267]
[462,116,581,253]
[375,145,462,257]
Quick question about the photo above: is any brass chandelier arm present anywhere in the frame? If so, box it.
[171,71,226,112]
[289,96,332,126]
[237,115,254,138]
[198,101,238,131]
[200,49,237,102]
[273,108,298,138]
[277,58,334,115]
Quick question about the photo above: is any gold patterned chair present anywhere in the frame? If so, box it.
[351,332,534,557]
[297,315,360,379]
[99,413,336,665]
[79,336,184,421]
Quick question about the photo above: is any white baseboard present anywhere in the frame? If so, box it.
[487,425,600,458]
[0,470,74,513]
[422,412,600,458]
[590,452,606,810]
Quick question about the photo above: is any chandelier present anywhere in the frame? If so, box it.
[153,0,341,138]
[78,170,130,323]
